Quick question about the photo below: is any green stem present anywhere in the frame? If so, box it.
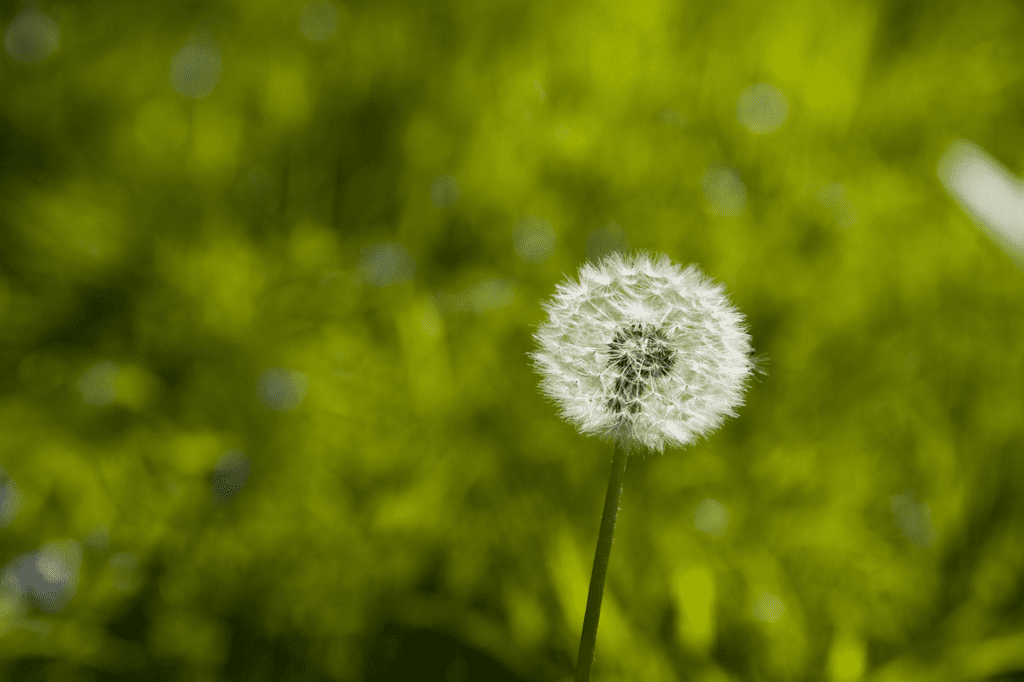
[574,436,630,682]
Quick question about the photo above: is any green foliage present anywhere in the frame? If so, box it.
[2,0,1024,680]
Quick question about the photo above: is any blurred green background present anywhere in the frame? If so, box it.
[2,0,1024,680]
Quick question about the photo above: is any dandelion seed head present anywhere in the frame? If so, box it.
[532,251,754,451]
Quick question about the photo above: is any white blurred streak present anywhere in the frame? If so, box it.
[938,139,1024,264]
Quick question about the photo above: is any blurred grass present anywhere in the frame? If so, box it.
[2,0,1024,681]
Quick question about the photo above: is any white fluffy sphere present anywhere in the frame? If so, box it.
[531,251,754,452]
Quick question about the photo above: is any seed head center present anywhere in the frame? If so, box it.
[606,323,676,415]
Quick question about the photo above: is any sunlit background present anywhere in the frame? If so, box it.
[2,1,1024,681]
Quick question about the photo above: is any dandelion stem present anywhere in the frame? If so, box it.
[574,435,629,682]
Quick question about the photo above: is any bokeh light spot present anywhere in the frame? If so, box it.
[83,524,109,552]
[246,168,276,196]
[694,498,729,538]
[752,592,784,622]
[586,221,630,261]
[299,1,339,42]
[736,83,789,134]
[359,242,416,286]
[4,9,59,64]
[513,215,556,263]
[6,541,81,613]
[77,361,119,407]
[212,449,251,505]
[465,278,516,313]
[659,109,687,127]
[0,588,24,637]
[170,43,222,99]
[255,367,308,412]
[430,174,461,208]
[702,165,747,216]
[891,491,936,548]
[109,552,140,592]
[35,554,68,584]
[419,299,444,338]
[0,470,21,529]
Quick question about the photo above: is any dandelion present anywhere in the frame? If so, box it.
[531,251,755,682]
[533,251,753,452]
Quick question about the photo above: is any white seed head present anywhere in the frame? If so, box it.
[531,251,754,452]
